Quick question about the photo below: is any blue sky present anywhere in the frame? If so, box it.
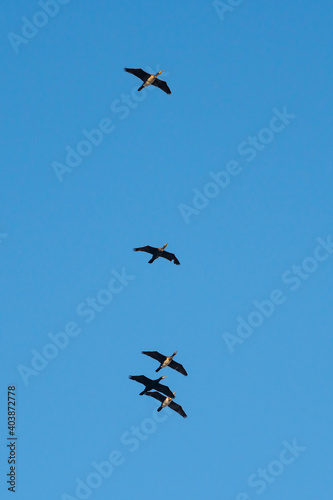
[1,1,333,499]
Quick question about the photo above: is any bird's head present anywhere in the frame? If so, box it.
[162,243,168,249]
[173,351,177,356]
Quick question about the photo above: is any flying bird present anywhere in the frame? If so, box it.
[142,351,188,376]
[133,244,180,265]
[129,375,174,398]
[124,68,171,94]
[146,391,187,418]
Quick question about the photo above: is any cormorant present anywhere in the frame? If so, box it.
[133,244,180,265]
[124,68,171,94]
[142,351,188,376]
[129,375,174,398]
[146,391,187,418]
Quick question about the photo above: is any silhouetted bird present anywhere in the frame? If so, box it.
[124,68,171,94]
[146,391,187,418]
[133,244,180,265]
[129,375,174,398]
[142,351,188,376]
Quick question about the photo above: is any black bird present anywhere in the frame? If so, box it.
[142,351,188,376]
[129,375,174,398]
[146,391,187,418]
[124,68,171,94]
[133,244,180,265]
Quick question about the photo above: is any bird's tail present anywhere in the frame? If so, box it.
[138,84,144,91]
[157,406,162,412]
[155,367,161,372]
[139,390,145,396]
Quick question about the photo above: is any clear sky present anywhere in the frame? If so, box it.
[1,1,333,499]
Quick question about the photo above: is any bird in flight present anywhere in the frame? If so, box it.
[129,375,174,398]
[145,391,187,418]
[142,351,188,376]
[133,244,180,265]
[124,68,171,94]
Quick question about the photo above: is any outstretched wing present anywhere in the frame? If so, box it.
[169,401,187,418]
[142,351,166,363]
[133,245,156,255]
[124,68,150,82]
[145,391,165,403]
[129,375,150,386]
[161,251,180,265]
[169,360,188,376]
[152,78,171,95]
[156,382,174,399]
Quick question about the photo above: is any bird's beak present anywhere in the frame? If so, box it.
[173,392,176,396]
[161,376,166,379]
[159,70,163,74]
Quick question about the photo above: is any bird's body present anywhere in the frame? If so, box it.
[146,391,187,418]
[133,243,180,265]
[142,350,188,376]
[158,395,172,411]
[124,68,171,94]
[129,375,174,398]
[144,74,158,88]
